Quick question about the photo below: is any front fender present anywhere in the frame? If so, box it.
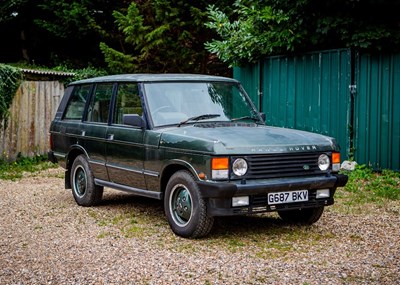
[161,159,201,180]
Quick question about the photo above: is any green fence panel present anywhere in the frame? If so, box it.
[261,49,352,160]
[233,63,260,109]
[355,53,400,170]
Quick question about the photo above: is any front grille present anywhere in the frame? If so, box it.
[232,152,330,179]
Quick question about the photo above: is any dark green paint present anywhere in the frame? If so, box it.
[50,74,347,217]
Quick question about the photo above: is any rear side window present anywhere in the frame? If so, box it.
[63,85,92,120]
[113,83,142,125]
[86,83,114,123]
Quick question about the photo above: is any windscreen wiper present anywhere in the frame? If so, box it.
[178,114,221,127]
[231,116,260,122]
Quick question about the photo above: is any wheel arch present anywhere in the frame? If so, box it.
[64,145,88,189]
[160,160,199,195]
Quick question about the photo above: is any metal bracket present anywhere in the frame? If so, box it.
[349,85,357,95]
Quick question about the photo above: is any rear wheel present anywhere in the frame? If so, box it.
[164,170,214,238]
[70,155,103,206]
[278,206,324,225]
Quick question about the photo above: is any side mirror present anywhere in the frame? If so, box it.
[123,114,145,128]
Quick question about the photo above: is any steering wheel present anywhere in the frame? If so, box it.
[152,105,174,115]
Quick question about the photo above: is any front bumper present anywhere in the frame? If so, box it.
[197,174,348,216]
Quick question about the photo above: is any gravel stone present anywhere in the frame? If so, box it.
[1,167,399,284]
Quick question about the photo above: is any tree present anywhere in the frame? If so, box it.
[0,0,41,62]
[205,0,400,66]
[34,0,125,68]
[0,0,125,68]
[100,0,227,74]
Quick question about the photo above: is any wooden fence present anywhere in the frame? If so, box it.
[0,80,64,161]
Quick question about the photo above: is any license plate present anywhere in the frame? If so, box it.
[268,190,308,205]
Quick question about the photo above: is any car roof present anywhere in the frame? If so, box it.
[70,73,238,85]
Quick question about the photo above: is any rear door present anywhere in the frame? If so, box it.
[105,82,146,189]
[81,83,114,181]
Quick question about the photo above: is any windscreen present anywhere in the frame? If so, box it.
[144,82,261,127]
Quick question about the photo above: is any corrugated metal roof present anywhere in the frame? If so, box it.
[21,68,75,77]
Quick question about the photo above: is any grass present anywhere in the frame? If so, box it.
[0,155,58,180]
[340,164,400,203]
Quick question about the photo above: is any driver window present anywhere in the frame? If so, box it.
[113,83,141,125]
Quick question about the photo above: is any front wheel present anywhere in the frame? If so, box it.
[278,206,324,225]
[70,155,103,206]
[164,170,214,238]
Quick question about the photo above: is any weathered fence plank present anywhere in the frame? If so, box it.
[0,81,64,161]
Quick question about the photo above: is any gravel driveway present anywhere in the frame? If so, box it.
[1,168,399,284]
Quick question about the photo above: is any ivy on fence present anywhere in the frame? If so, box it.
[0,64,23,127]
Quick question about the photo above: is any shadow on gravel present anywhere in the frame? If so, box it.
[97,191,164,216]
[210,215,291,238]
[91,189,307,238]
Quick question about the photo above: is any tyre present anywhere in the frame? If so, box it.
[70,155,103,206]
[278,206,324,225]
[164,170,214,238]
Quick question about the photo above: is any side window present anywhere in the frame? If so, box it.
[86,83,113,123]
[113,83,142,124]
[63,85,91,120]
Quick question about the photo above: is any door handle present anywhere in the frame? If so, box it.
[107,134,114,140]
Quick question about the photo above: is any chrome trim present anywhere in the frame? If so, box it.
[143,170,159,177]
[106,163,142,174]
[106,163,159,177]
[89,160,106,167]
[53,151,66,158]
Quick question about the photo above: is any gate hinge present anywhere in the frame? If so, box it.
[349,85,357,95]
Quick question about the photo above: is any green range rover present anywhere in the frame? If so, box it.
[48,74,348,238]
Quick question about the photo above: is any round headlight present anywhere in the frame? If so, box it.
[232,158,248,176]
[318,154,330,171]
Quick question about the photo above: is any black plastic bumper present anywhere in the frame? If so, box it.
[48,151,58,164]
[197,174,348,217]
[197,174,348,199]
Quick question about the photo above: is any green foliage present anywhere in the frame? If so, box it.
[0,64,23,124]
[205,2,301,66]
[0,155,57,180]
[53,65,108,85]
[35,0,104,39]
[99,43,136,75]
[342,165,400,202]
[0,0,28,22]
[100,0,222,74]
[206,0,400,66]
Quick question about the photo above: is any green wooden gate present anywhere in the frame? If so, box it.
[234,49,352,161]
[234,49,400,170]
[354,52,400,170]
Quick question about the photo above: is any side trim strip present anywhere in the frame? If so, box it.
[143,170,159,177]
[106,163,142,174]
[94,179,163,200]
[106,163,160,177]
